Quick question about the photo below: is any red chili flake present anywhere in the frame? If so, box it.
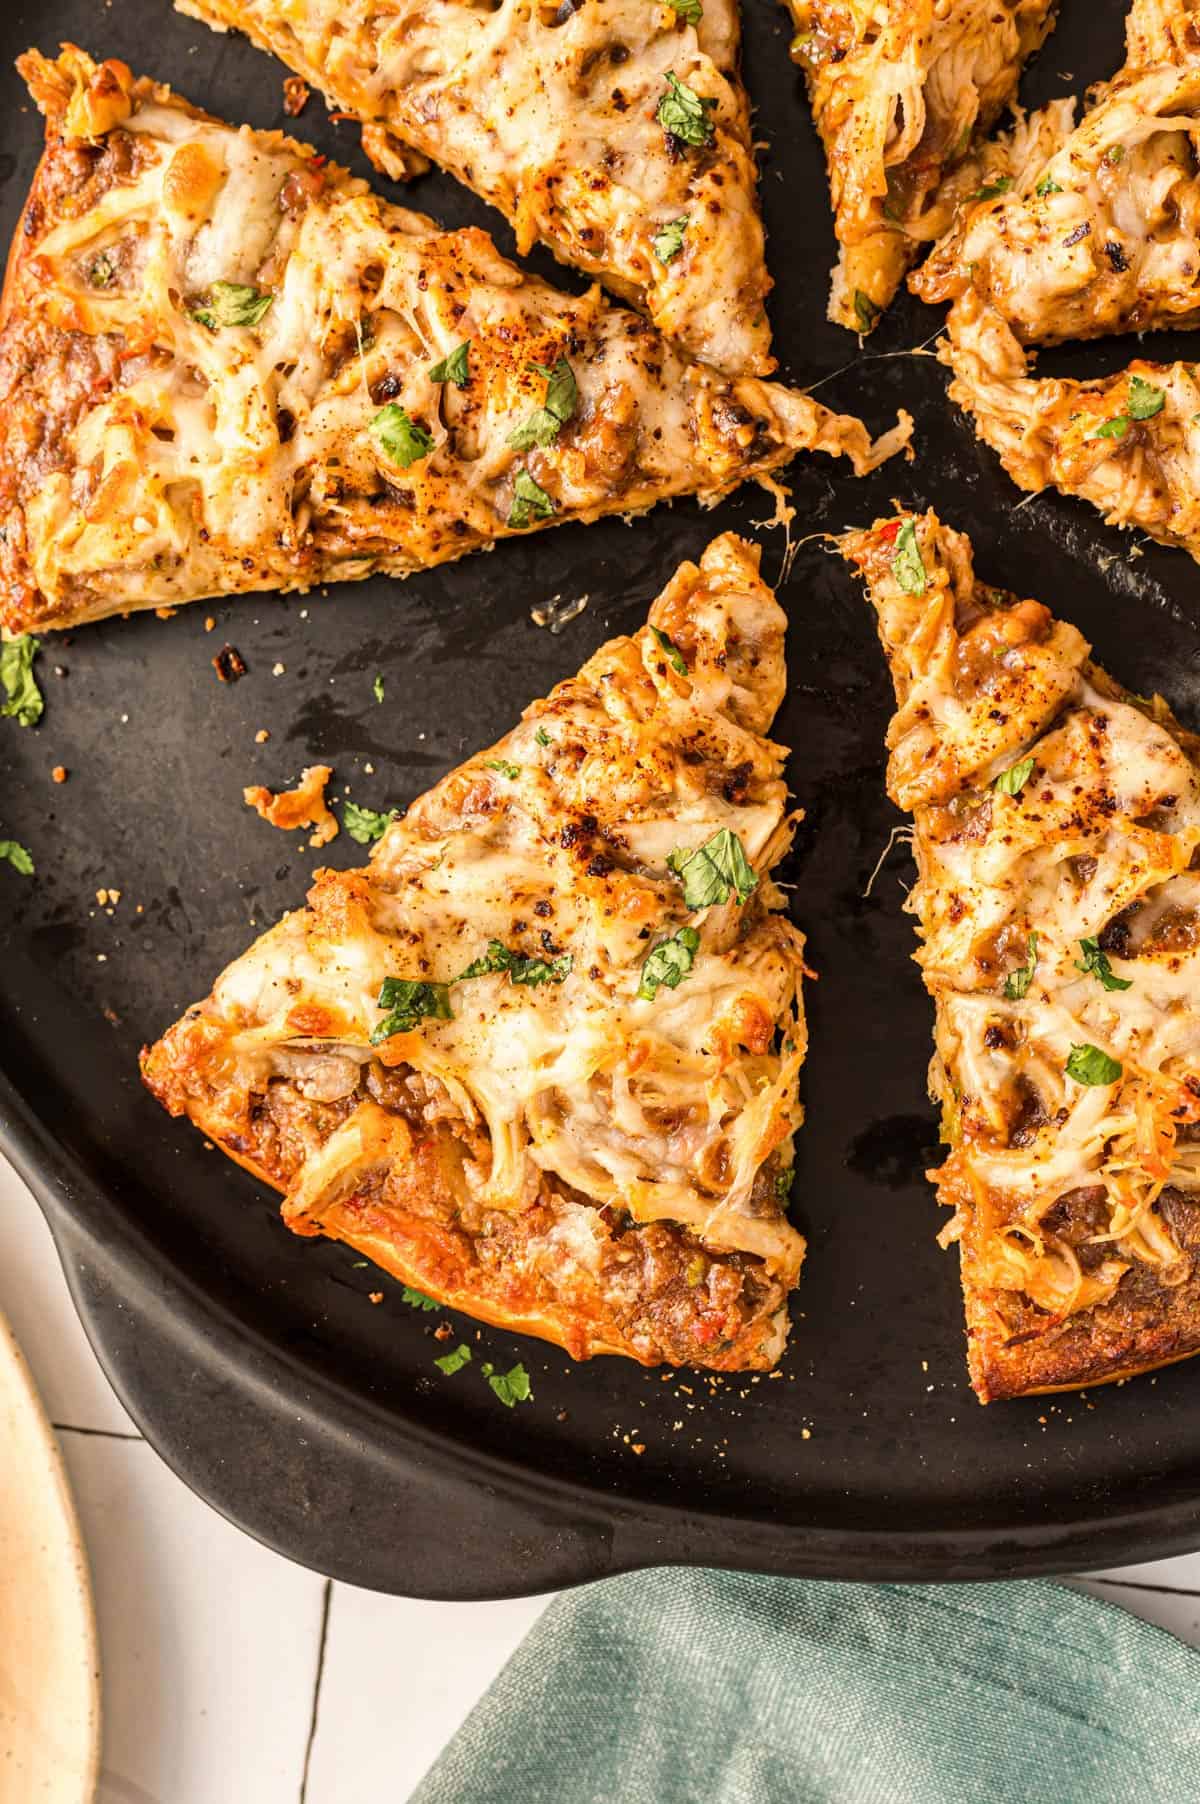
[213,643,247,683]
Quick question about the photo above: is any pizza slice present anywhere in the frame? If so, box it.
[175,0,777,379]
[782,0,1055,332]
[915,0,1200,344]
[142,534,809,1371]
[0,50,908,641]
[941,294,1200,561]
[839,509,1200,1402]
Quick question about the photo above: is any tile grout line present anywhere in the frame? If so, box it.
[1085,1576,1200,1600]
[299,1578,334,1804]
[52,1422,144,1442]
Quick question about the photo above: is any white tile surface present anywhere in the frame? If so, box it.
[5,1147,1200,1804]
[303,1584,551,1803]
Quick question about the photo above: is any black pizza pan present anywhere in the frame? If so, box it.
[2,0,1200,1594]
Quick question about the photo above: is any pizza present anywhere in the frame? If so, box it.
[840,509,1200,1402]
[916,3,1200,560]
[781,0,1055,332]
[175,0,778,378]
[142,533,810,1371]
[0,48,908,641]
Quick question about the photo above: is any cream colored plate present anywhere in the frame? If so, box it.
[0,1313,100,1804]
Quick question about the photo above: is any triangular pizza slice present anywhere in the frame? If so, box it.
[0,49,907,640]
[915,0,1200,343]
[176,0,777,378]
[839,509,1200,1402]
[781,0,1055,332]
[143,534,809,1372]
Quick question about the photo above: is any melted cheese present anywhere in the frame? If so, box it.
[842,511,1200,1330]
[2,47,907,638]
[145,533,809,1284]
[177,0,774,377]
[781,0,1054,329]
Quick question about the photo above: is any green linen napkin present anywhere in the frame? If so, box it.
[412,1569,1200,1804]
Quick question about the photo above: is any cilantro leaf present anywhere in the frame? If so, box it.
[667,828,758,910]
[191,281,273,330]
[1066,1042,1122,1086]
[371,402,435,468]
[1003,930,1038,1002]
[370,977,452,1043]
[1088,414,1130,441]
[1075,936,1132,992]
[853,289,878,334]
[656,72,717,148]
[457,940,572,986]
[0,840,33,876]
[993,756,1035,796]
[651,626,688,675]
[400,1285,440,1311]
[535,725,552,747]
[972,176,1013,201]
[638,925,700,1001]
[343,799,396,844]
[1035,173,1063,197]
[0,635,44,728]
[652,216,690,264]
[891,520,927,595]
[374,672,385,704]
[508,467,556,529]
[434,1344,472,1376]
[428,340,471,386]
[1128,375,1166,421]
[483,1362,533,1407]
[485,758,520,779]
[508,358,578,451]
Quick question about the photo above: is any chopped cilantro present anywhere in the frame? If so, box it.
[508,467,556,528]
[535,725,552,747]
[1128,375,1166,420]
[457,940,572,986]
[481,1361,533,1407]
[993,756,1035,796]
[652,216,690,264]
[1074,936,1132,992]
[664,0,703,19]
[428,340,471,386]
[1066,1043,1122,1086]
[638,925,700,1001]
[891,519,926,595]
[374,672,385,704]
[656,72,717,148]
[435,1344,472,1376]
[485,758,520,779]
[370,977,452,1043]
[972,176,1013,201]
[853,289,878,334]
[667,828,758,910]
[508,357,578,452]
[1003,930,1038,1002]
[0,635,44,728]
[1089,414,1130,441]
[89,251,116,288]
[1104,144,1126,165]
[650,626,688,675]
[0,840,33,876]
[343,799,396,844]
[371,402,435,468]
[1035,173,1063,197]
[400,1285,440,1311]
[775,1166,794,1203]
[191,281,273,330]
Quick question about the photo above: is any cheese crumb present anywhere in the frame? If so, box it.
[52,765,68,784]
[255,729,270,744]
[272,662,286,676]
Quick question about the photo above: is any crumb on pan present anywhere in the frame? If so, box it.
[282,75,309,116]
[243,764,338,847]
[213,643,247,683]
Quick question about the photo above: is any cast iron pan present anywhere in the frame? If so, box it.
[3,0,1200,1593]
